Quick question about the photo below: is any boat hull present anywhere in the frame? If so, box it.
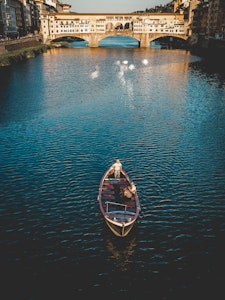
[105,216,135,237]
[98,167,140,237]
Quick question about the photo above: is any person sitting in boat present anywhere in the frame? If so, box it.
[123,182,136,201]
[110,159,122,179]
[128,181,136,195]
[123,186,133,199]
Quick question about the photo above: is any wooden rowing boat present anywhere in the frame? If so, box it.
[98,167,141,237]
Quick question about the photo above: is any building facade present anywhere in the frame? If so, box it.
[39,11,187,46]
[0,0,40,38]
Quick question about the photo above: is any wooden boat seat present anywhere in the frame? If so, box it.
[119,178,126,182]
[101,195,115,200]
[102,193,115,197]
[102,186,114,191]
[103,182,114,187]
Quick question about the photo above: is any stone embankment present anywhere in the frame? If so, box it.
[189,36,225,66]
[0,35,43,54]
[0,35,52,67]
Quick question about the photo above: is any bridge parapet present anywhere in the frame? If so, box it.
[40,12,190,47]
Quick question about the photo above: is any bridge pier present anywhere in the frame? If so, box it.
[139,34,150,48]
[88,34,99,47]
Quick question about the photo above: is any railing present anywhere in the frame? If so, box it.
[105,201,127,213]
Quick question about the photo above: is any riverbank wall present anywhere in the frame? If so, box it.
[0,35,43,54]
[189,36,225,65]
[0,35,53,67]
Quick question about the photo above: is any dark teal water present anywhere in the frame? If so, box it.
[1,42,225,300]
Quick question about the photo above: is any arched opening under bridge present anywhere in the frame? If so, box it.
[50,33,188,49]
[150,36,188,49]
[99,36,139,48]
[51,36,88,48]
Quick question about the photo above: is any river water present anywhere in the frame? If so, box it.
[1,39,225,300]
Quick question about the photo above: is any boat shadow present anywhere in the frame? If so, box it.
[101,223,139,271]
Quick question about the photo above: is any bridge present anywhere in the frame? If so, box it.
[40,12,189,47]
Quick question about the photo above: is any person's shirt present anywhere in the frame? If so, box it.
[112,162,122,171]
[129,183,136,194]
[124,187,132,198]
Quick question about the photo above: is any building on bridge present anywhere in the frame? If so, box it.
[40,12,189,47]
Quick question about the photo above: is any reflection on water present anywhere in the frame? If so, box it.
[1,45,225,299]
[103,225,137,271]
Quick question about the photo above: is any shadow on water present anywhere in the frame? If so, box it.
[101,222,138,271]
[189,57,225,79]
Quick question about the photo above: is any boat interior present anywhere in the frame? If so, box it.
[101,174,136,215]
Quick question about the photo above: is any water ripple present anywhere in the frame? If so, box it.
[1,47,225,299]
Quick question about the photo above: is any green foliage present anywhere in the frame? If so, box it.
[0,45,50,67]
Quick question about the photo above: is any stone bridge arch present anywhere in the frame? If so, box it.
[50,31,188,47]
[50,31,139,47]
[131,32,188,47]
[145,32,188,42]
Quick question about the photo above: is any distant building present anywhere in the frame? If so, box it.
[174,0,225,40]
[0,0,19,37]
[0,0,40,38]
[191,0,209,35]
[207,0,225,39]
